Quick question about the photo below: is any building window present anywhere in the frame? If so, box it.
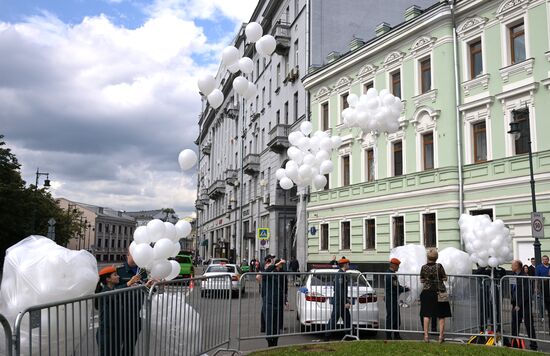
[123,240,127,248]
[118,225,121,234]
[470,208,493,221]
[473,121,487,163]
[321,102,329,131]
[111,225,115,233]
[111,239,115,248]
[364,219,375,250]
[118,239,121,248]
[294,39,299,68]
[294,92,299,123]
[256,59,260,78]
[284,101,289,124]
[420,58,431,94]
[513,109,530,155]
[363,81,374,93]
[469,40,483,79]
[422,132,434,170]
[124,226,127,235]
[423,213,436,247]
[98,223,102,233]
[509,22,526,64]
[268,79,272,102]
[97,238,102,248]
[392,216,404,247]
[323,174,330,190]
[391,70,401,98]
[262,87,265,108]
[276,64,281,88]
[342,155,350,186]
[320,223,329,250]
[393,141,403,176]
[366,149,375,182]
[276,110,280,125]
[341,221,350,250]
[340,92,349,113]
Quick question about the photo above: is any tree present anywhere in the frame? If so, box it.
[162,208,176,222]
[0,135,82,268]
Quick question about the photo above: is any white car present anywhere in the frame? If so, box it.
[201,263,244,298]
[296,269,379,330]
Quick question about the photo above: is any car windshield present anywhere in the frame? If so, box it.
[175,256,191,263]
[207,265,235,273]
[309,273,370,287]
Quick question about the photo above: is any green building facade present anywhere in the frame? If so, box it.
[303,0,550,271]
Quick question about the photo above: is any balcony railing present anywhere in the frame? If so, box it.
[271,20,291,55]
[243,154,260,175]
[208,179,226,198]
[267,124,290,153]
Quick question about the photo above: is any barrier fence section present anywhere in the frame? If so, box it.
[499,275,550,351]
[11,274,233,356]
[0,313,13,356]
[237,271,360,349]
[145,275,233,356]
[354,273,492,341]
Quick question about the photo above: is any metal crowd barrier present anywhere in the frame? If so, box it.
[499,275,550,351]
[10,274,234,356]
[0,313,13,356]
[353,273,492,341]
[237,271,359,350]
[145,275,234,356]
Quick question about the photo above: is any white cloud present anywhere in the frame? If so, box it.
[0,3,244,217]
[148,0,257,22]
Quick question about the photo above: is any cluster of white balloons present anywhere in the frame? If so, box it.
[459,214,513,268]
[129,219,192,280]
[341,88,403,133]
[276,121,342,191]
[197,22,277,109]
[178,149,198,171]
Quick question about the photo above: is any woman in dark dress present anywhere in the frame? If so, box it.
[420,248,452,343]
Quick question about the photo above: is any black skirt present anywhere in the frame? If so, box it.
[420,290,452,318]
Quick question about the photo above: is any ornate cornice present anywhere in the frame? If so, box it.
[357,64,378,81]
[410,36,436,56]
[456,16,488,40]
[382,51,405,71]
[496,0,531,20]
[334,76,352,92]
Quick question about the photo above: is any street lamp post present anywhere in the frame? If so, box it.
[508,107,540,265]
[32,168,51,231]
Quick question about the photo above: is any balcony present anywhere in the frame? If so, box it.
[225,169,238,186]
[208,180,226,199]
[243,154,260,175]
[271,20,291,55]
[201,143,211,155]
[199,189,210,204]
[267,124,290,153]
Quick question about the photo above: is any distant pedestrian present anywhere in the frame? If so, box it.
[264,259,288,347]
[385,258,409,340]
[420,248,451,343]
[528,258,536,276]
[324,257,351,341]
[509,260,537,350]
[258,255,273,333]
[536,255,550,320]
[329,255,338,268]
[289,256,300,284]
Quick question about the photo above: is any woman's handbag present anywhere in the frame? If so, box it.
[436,263,449,302]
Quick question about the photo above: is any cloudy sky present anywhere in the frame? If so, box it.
[0,0,257,217]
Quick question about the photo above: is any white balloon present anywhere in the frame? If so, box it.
[488,257,499,268]
[175,220,192,238]
[319,160,334,174]
[288,131,304,145]
[316,150,329,162]
[255,40,267,56]
[197,75,216,95]
[366,87,378,98]
[171,242,181,258]
[227,62,240,73]
[233,76,249,95]
[207,89,224,109]
[133,226,149,244]
[275,168,287,180]
[313,175,327,190]
[151,259,172,280]
[178,149,198,171]
[300,121,313,136]
[129,241,137,256]
[303,153,316,166]
[298,164,313,180]
[379,88,390,97]
[163,222,177,242]
[347,93,359,108]
[154,238,175,260]
[132,243,154,268]
[147,219,166,243]
[279,177,294,190]
[296,136,310,149]
[244,82,257,100]
[166,260,181,281]
[259,35,276,56]
[238,57,254,74]
[319,137,332,151]
[222,46,240,67]
[245,22,263,43]
[331,136,343,149]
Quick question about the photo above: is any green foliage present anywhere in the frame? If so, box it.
[0,135,83,267]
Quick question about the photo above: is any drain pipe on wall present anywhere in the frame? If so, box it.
[450,0,465,248]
